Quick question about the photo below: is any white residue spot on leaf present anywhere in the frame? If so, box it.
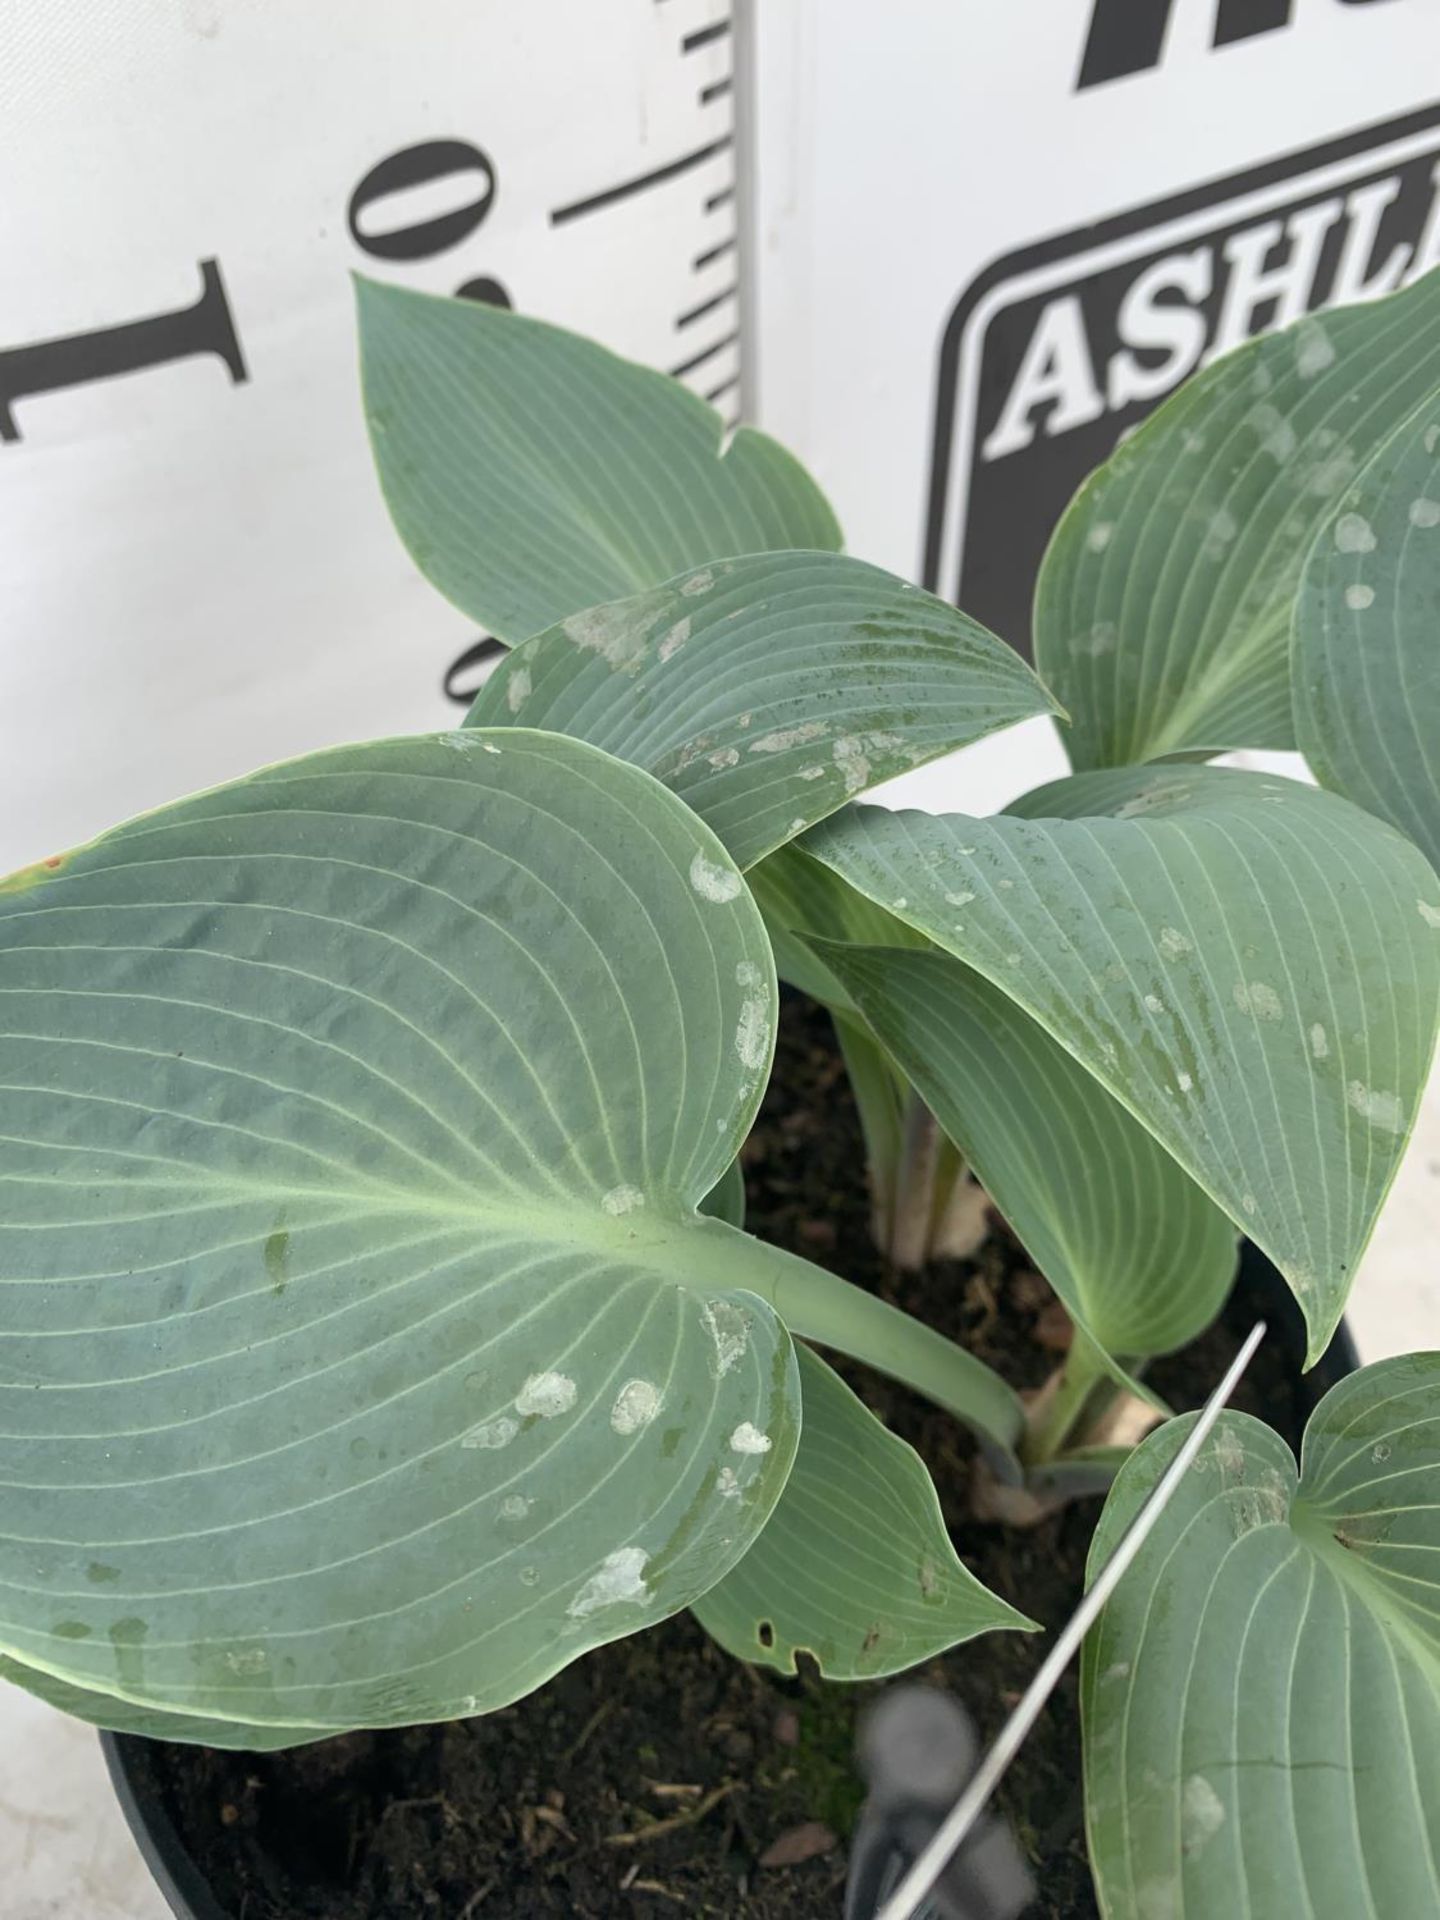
[680,568,714,597]
[1204,507,1238,557]
[1418,899,1440,930]
[1233,980,1283,1022]
[1295,319,1336,378]
[224,1648,268,1676]
[658,616,691,663]
[736,995,772,1072]
[799,764,826,781]
[499,1495,531,1519]
[515,1371,577,1418]
[1181,1775,1225,1856]
[1136,1881,1178,1920]
[717,1465,742,1498]
[734,959,773,1070]
[1101,1660,1130,1684]
[1158,926,1192,960]
[945,889,976,908]
[1372,1440,1392,1463]
[1310,1022,1330,1060]
[568,1547,652,1619]
[480,741,502,755]
[749,720,828,754]
[689,852,743,903]
[611,1378,662,1435]
[833,729,902,798]
[1143,993,1165,1014]
[730,1422,772,1455]
[707,746,740,769]
[1345,583,1375,612]
[462,1415,519,1450]
[833,736,871,794]
[506,665,531,713]
[1241,1193,1257,1217]
[1213,1429,1245,1479]
[1250,402,1298,462]
[1177,1072,1193,1094]
[1308,442,1357,497]
[563,603,650,673]
[1426,424,1440,456]
[1346,1081,1405,1134]
[1086,521,1114,553]
[1080,621,1117,658]
[1334,512,1377,554]
[1410,496,1440,529]
[701,1299,751,1377]
[602,1183,645,1217]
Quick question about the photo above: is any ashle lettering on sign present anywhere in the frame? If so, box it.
[924,103,1440,657]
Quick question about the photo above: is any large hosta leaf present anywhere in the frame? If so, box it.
[1295,396,1440,871]
[1083,1355,1440,1920]
[803,767,1440,1361]
[694,1346,1032,1678]
[0,730,805,1743]
[1,1654,308,1753]
[1036,269,1440,768]
[357,278,840,642]
[466,550,1054,869]
[817,940,1236,1374]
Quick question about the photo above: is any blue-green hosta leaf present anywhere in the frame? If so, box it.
[465,551,1055,869]
[1295,397,1440,872]
[1,1654,307,1752]
[357,278,840,642]
[1083,1355,1440,1920]
[1037,269,1440,769]
[746,841,929,1010]
[816,940,1236,1375]
[803,768,1440,1362]
[743,844,920,1243]
[0,730,806,1744]
[693,1346,1032,1678]
[701,1158,746,1231]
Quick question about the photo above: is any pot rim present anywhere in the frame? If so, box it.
[101,1730,231,1920]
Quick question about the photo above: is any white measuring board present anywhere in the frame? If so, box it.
[750,0,1440,814]
[9,2,1440,862]
[0,0,743,870]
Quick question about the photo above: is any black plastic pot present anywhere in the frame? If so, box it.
[102,1242,1360,1920]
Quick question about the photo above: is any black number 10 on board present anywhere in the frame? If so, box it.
[0,136,508,445]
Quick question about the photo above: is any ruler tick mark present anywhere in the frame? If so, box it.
[704,185,735,214]
[693,236,737,272]
[549,136,733,227]
[704,373,739,404]
[671,330,739,380]
[683,18,732,55]
[677,284,739,329]
[700,76,733,106]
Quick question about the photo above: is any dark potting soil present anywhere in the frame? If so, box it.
[141,992,1316,1919]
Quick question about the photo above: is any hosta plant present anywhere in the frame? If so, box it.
[3,272,1440,1919]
